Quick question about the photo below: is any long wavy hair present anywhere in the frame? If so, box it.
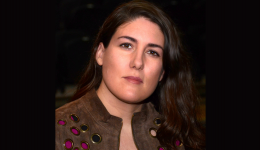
[70,0,205,149]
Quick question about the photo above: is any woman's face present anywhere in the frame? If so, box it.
[96,17,164,104]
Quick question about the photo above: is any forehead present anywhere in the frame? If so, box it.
[112,17,164,46]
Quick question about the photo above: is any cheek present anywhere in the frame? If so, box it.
[145,62,163,85]
[102,52,127,78]
[102,57,115,78]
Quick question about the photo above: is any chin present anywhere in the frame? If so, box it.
[115,92,148,104]
[120,98,144,104]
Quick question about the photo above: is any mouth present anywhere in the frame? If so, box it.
[123,76,143,84]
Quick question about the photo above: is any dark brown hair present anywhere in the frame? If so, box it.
[70,0,205,149]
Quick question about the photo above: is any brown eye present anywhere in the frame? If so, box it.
[120,43,132,49]
[147,50,159,56]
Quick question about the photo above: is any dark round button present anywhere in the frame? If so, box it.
[80,124,89,132]
[154,118,162,126]
[70,114,79,122]
[91,134,102,144]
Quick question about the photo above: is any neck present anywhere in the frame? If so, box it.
[96,83,143,125]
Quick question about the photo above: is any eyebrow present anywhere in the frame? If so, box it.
[118,36,164,50]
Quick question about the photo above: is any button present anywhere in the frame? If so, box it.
[80,124,89,132]
[70,126,80,136]
[154,118,162,126]
[149,128,157,138]
[57,119,66,126]
[63,139,74,150]
[81,141,90,150]
[91,133,102,144]
[70,114,80,122]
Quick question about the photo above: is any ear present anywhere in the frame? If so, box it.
[96,42,105,66]
[159,70,165,81]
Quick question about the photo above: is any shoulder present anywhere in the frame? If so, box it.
[55,97,92,150]
[55,96,94,129]
[55,97,87,129]
[55,98,81,119]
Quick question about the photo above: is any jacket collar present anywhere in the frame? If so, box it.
[81,89,155,124]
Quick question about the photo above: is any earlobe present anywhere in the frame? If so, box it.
[159,70,165,81]
[96,42,105,66]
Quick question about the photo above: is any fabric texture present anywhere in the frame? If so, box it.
[55,89,185,150]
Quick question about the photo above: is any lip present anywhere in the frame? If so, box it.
[123,76,143,84]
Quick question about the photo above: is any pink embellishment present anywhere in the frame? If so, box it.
[71,116,74,121]
[72,128,79,135]
[74,148,79,150]
[159,148,164,150]
[65,140,72,149]
[58,120,65,125]
[81,142,88,149]
[176,140,180,146]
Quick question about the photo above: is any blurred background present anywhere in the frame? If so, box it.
[55,0,205,126]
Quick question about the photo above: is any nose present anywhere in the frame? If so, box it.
[129,50,144,70]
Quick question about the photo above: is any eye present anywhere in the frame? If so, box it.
[147,50,159,57]
[120,43,132,49]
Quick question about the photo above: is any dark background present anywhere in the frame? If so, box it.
[55,0,206,94]
[1,0,259,149]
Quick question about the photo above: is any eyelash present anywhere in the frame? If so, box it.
[120,43,132,49]
[120,43,160,57]
[147,50,160,57]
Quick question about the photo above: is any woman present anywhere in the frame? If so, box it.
[55,0,205,150]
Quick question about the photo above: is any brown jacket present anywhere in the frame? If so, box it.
[55,89,185,150]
